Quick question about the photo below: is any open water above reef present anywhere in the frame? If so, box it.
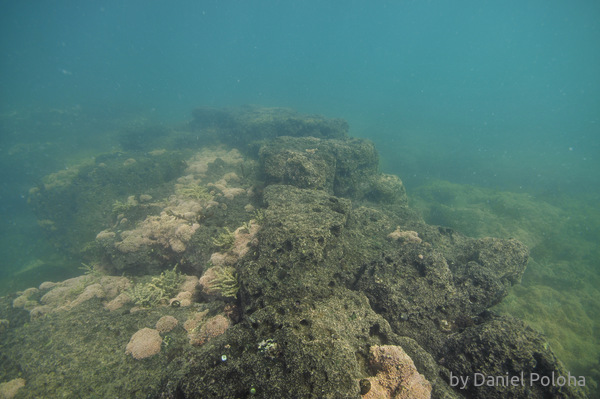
[1,0,599,396]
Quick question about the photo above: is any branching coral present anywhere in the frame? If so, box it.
[111,195,139,216]
[252,209,266,225]
[205,266,239,299]
[128,265,185,307]
[208,221,260,267]
[175,184,214,201]
[152,265,185,297]
[128,283,165,307]
[211,227,235,250]
[79,263,105,280]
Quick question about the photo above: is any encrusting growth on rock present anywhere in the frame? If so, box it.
[387,227,422,244]
[362,345,432,399]
[0,378,26,399]
[155,315,178,333]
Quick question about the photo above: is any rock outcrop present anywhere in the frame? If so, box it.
[1,107,585,398]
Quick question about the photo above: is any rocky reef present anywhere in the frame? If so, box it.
[0,106,588,398]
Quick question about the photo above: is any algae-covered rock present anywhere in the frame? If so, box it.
[28,151,186,256]
[91,147,256,275]
[240,185,352,307]
[176,289,454,398]
[261,147,335,191]
[441,315,587,399]
[354,225,529,356]
[190,105,349,148]
[366,173,407,204]
[5,106,587,398]
[259,136,389,201]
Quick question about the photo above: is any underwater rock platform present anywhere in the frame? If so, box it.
[0,106,588,398]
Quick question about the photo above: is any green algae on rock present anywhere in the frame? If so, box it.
[1,107,588,399]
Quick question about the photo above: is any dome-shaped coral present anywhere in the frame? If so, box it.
[125,328,162,360]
